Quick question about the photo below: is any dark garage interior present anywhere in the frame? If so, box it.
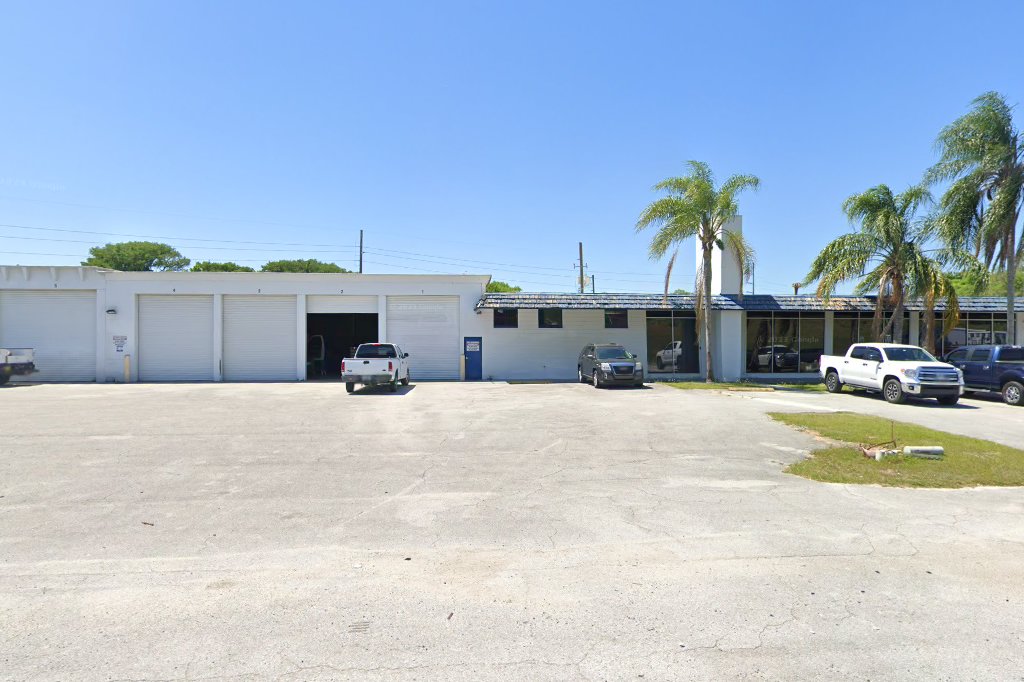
[306,313,378,379]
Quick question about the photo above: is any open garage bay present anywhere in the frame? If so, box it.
[2,383,1022,680]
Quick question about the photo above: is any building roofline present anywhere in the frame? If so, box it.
[476,292,1024,313]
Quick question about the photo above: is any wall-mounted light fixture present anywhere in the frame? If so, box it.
[105,308,117,315]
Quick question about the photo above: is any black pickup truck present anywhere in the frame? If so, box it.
[943,345,1024,406]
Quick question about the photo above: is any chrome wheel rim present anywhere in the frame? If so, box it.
[1008,385,1021,403]
[826,375,837,391]
[885,382,899,401]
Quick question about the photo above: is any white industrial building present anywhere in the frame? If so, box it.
[2,220,1022,384]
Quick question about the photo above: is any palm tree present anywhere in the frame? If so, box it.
[805,184,956,343]
[913,255,961,355]
[636,161,759,382]
[928,92,1024,344]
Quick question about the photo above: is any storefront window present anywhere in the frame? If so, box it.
[994,318,1009,345]
[939,313,1010,356]
[745,312,825,374]
[799,315,825,372]
[833,313,858,356]
[646,311,698,374]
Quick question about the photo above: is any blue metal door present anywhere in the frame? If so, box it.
[464,337,482,381]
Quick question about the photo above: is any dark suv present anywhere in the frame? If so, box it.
[578,343,644,388]
[943,345,1024,406]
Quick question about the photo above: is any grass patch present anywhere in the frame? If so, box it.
[769,382,828,392]
[666,381,824,392]
[667,381,773,391]
[770,412,1024,488]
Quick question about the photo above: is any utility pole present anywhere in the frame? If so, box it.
[578,242,585,294]
[591,275,596,294]
[359,229,364,274]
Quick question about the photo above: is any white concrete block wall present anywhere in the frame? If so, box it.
[479,308,647,381]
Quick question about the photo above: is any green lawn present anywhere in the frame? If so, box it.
[666,381,825,392]
[770,412,1024,488]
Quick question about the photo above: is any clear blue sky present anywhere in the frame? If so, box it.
[1,1,1022,293]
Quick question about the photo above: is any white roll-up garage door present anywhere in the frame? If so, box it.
[223,295,296,381]
[307,295,377,314]
[138,295,214,381]
[386,296,459,380]
[0,290,96,382]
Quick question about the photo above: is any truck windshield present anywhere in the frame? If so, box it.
[884,347,936,362]
[355,345,397,359]
[596,347,633,360]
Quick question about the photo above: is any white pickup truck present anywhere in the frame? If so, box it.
[0,348,36,385]
[341,343,411,393]
[820,343,963,405]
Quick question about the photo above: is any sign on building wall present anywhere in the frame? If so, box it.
[112,335,127,353]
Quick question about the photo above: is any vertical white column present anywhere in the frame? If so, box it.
[908,311,920,347]
[296,294,306,381]
[717,310,743,381]
[377,295,387,341]
[824,311,834,356]
[213,294,223,381]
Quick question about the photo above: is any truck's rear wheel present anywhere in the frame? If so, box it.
[883,378,905,404]
[345,382,355,393]
[1003,381,1023,406]
[825,370,843,393]
[389,375,398,392]
[401,373,410,387]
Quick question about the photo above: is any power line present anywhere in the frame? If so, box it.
[0,233,358,254]
[368,244,671,279]
[0,193,339,232]
[362,258,573,287]
[0,248,361,265]
[0,218,679,283]
[0,222,358,249]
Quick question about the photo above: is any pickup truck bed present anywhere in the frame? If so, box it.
[0,348,37,384]
[341,343,411,393]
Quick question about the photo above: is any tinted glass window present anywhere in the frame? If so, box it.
[849,347,866,360]
[493,308,518,328]
[596,347,633,360]
[997,347,1024,362]
[968,348,992,362]
[864,348,883,362]
[538,309,562,328]
[355,344,397,359]
[883,347,935,362]
[604,309,628,328]
[946,349,969,362]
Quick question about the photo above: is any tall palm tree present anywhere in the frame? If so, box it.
[928,92,1024,344]
[636,161,759,382]
[805,184,956,343]
[913,256,961,355]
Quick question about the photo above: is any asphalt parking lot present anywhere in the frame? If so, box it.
[2,381,1023,680]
